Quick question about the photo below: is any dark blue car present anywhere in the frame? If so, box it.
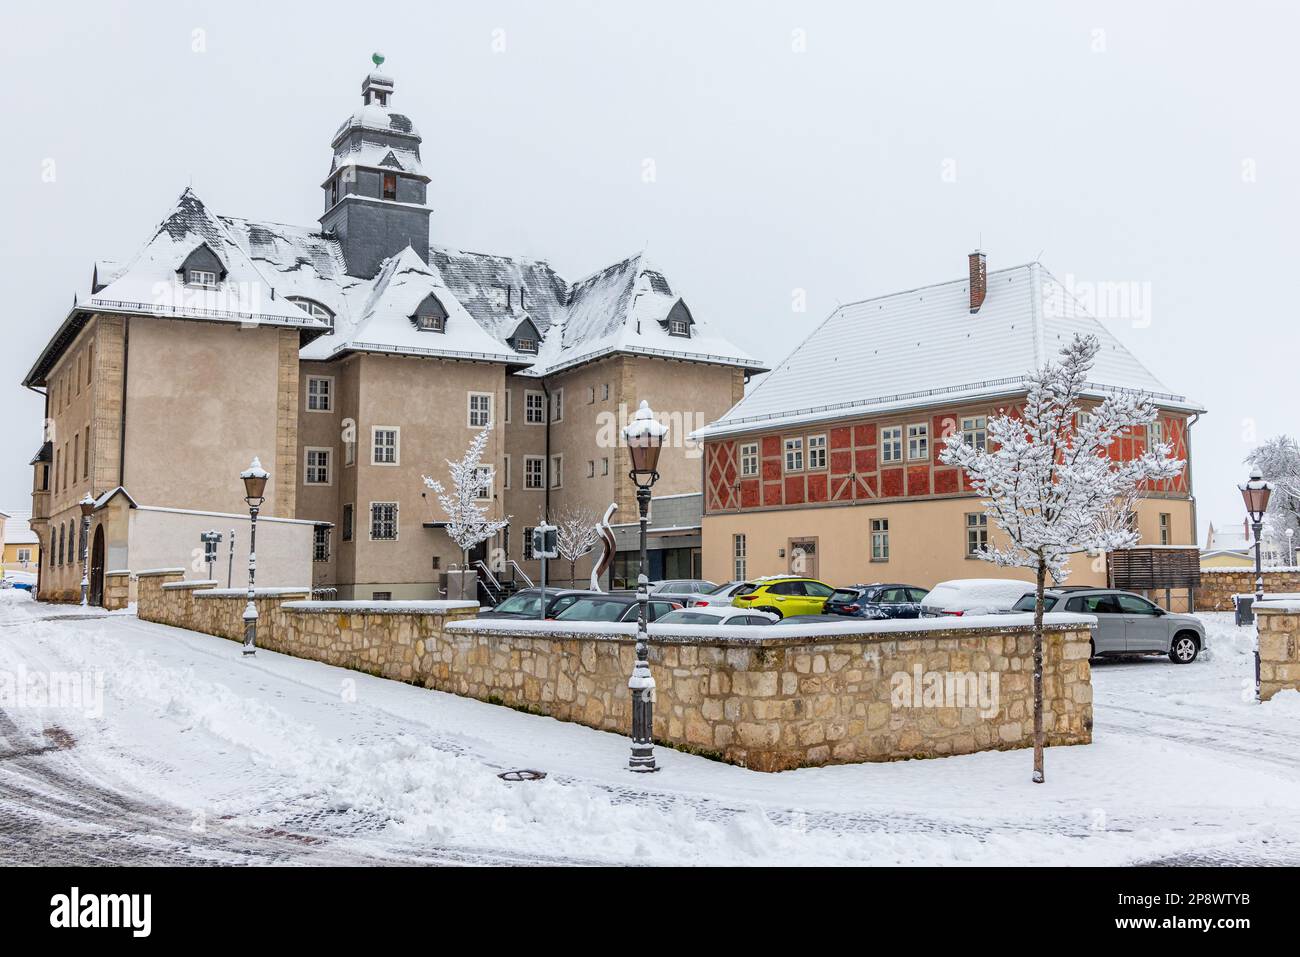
[824,583,928,619]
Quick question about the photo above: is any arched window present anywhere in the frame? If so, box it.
[287,297,335,325]
[58,524,65,566]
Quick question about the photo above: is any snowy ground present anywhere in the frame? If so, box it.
[2,589,1298,866]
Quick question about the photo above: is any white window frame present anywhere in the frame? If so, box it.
[1149,420,1165,447]
[369,501,399,541]
[1159,512,1171,546]
[881,426,903,464]
[871,518,890,562]
[733,533,747,581]
[371,426,400,466]
[807,434,827,471]
[784,437,804,473]
[524,391,546,425]
[17,548,31,563]
[514,337,537,354]
[550,388,564,423]
[467,392,494,428]
[306,376,335,413]
[524,455,545,490]
[550,453,563,489]
[740,442,759,478]
[907,423,929,461]
[474,466,494,501]
[965,512,988,557]
[587,459,595,478]
[416,313,446,333]
[188,268,218,287]
[303,447,332,486]
[601,457,609,476]
[668,318,689,337]
[961,416,987,451]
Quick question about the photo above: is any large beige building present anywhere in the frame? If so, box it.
[695,253,1204,591]
[21,67,762,603]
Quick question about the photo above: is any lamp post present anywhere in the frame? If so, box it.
[240,457,270,657]
[622,400,668,772]
[1239,466,1273,701]
[78,493,95,607]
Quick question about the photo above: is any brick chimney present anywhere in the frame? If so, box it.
[968,250,987,314]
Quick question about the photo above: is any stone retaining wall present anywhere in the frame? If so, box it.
[1256,603,1300,702]
[1196,569,1300,611]
[135,576,1093,771]
[103,571,132,611]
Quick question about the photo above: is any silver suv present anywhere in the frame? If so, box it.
[1011,588,1205,663]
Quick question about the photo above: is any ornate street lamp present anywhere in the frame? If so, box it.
[1239,466,1273,700]
[622,400,668,772]
[240,457,270,657]
[78,493,95,607]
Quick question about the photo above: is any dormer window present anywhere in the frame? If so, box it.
[514,337,537,353]
[287,297,334,326]
[188,269,218,287]
[663,298,696,338]
[382,172,397,200]
[178,242,226,288]
[668,318,689,337]
[410,293,449,333]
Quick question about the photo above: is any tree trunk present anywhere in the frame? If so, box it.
[1032,559,1047,784]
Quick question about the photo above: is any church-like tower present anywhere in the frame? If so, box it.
[320,63,431,279]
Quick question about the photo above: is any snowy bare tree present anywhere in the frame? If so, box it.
[423,426,510,568]
[940,333,1184,784]
[555,504,600,586]
[1246,436,1300,563]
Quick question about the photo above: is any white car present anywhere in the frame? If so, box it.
[653,606,779,627]
[919,578,1036,617]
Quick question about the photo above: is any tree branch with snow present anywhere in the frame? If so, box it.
[940,333,1184,784]
[422,426,510,567]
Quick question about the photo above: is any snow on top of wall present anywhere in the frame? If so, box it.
[283,599,479,613]
[696,262,1196,439]
[197,587,312,598]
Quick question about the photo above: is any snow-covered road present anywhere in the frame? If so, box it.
[2,590,1298,866]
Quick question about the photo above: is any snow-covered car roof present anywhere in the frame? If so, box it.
[921,579,1036,612]
[656,606,778,622]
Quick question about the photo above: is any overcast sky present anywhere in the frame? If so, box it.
[1,0,1295,539]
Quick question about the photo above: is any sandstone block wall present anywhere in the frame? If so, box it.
[1256,605,1300,702]
[1196,569,1300,611]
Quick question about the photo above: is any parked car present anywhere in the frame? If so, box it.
[479,588,595,620]
[825,583,929,619]
[553,594,682,623]
[730,576,837,619]
[676,580,750,608]
[919,578,1036,617]
[649,579,718,604]
[1011,588,1205,663]
[777,614,854,624]
[654,606,777,627]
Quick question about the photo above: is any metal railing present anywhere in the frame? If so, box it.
[310,586,338,600]
[507,560,534,588]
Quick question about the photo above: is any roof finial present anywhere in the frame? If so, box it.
[372,52,385,68]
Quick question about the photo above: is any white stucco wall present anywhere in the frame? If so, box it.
[127,506,315,588]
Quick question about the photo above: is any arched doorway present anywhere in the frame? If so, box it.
[89,526,105,606]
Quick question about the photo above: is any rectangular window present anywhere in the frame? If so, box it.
[83,427,90,479]
[525,391,546,424]
[601,457,609,476]
[503,454,511,489]
[416,314,445,333]
[87,344,93,384]
[668,319,689,337]
[514,337,537,354]
[474,466,493,501]
[523,526,536,561]
[369,502,398,541]
[504,389,512,424]
[344,434,356,467]
[961,416,987,451]
[784,437,804,472]
[342,504,354,542]
[468,392,493,428]
[17,548,31,564]
[304,448,331,485]
[72,434,79,487]
[550,389,564,423]
[1149,420,1166,447]
[371,591,392,601]
[372,427,399,465]
[602,383,610,401]
[907,423,929,460]
[1159,512,1171,546]
[807,434,827,470]
[524,456,545,489]
[871,518,890,561]
[966,512,988,556]
[740,443,759,477]
[587,460,595,478]
[306,376,333,412]
[313,526,330,563]
[188,269,217,287]
[382,172,397,200]
[881,426,903,464]
[587,386,596,404]
[733,533,747,581]
[550,454,563,488]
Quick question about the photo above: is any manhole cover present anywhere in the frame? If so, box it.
[497,769,547,782]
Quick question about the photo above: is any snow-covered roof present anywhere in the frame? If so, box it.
[694,262,1202,440]
[300,247,526,365]
[2,511,39,544]
[331,103,421,143]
